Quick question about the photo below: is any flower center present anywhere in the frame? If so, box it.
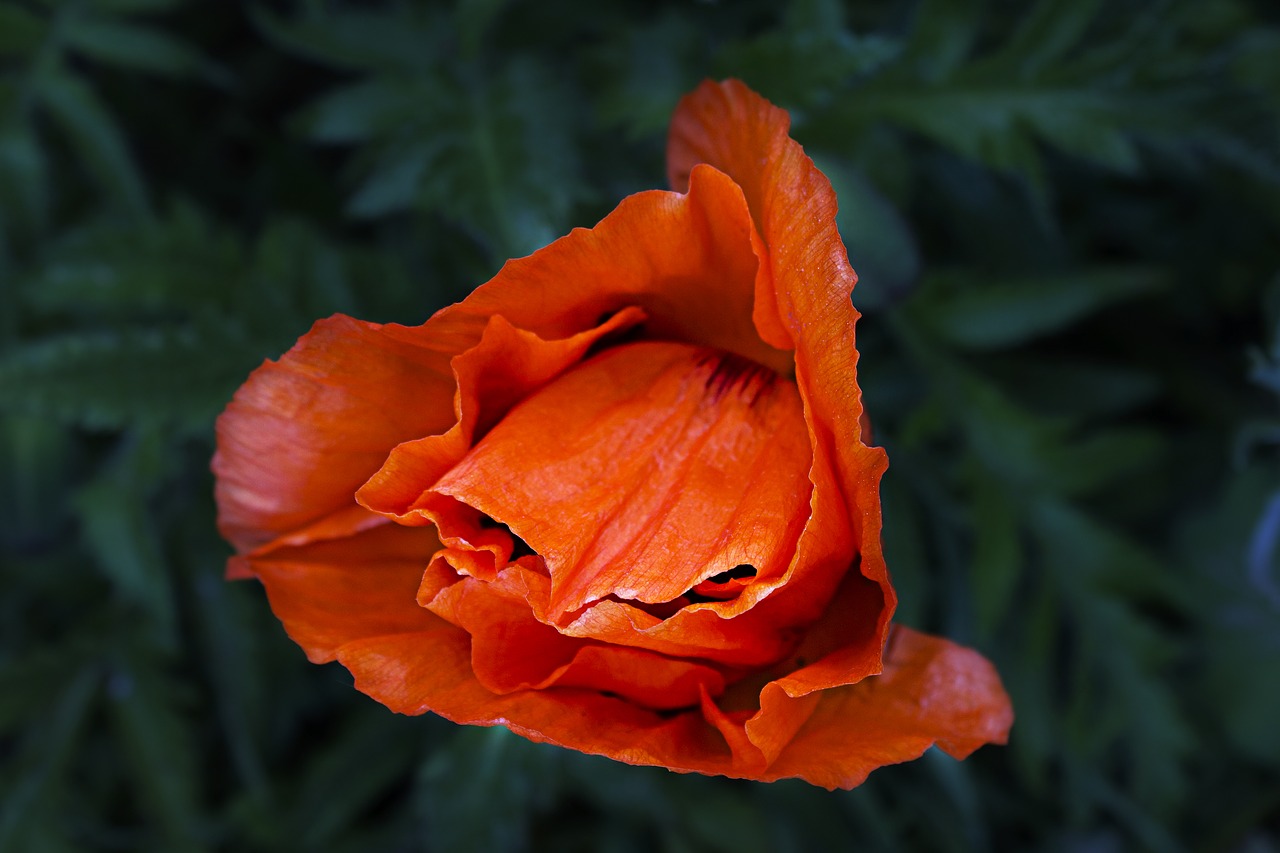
[428,340,813,621]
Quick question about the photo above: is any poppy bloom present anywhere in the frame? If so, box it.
[213,79,1012,789]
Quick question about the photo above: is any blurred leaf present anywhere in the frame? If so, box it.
[456,0,509,57]
[968,475,1022,638]
[346,138,435,219]
[677,782,771,853]
[0,3,45,57]
[980,0,1104,79]
[1032,499,1180,602]
[35,70,150,217]
[985,360,1160,422]
[0,124,51,229]
[0,325,251,432]
[591,11,699,138]
[21,203,242,317]
[0,639,95,734]
[0,413,78,548]
[89,0,184,11]
[819,0,1280,196]
[72,429,177,646]
[913,267,1162,350]
[715,0,900,107]
[188,562,270,804]
[287,710,422,848]
[65,17,203,77]
[878,465,933,627]
[0,666,100,850]
[418,727,562,853]
[107,647,206,850]
[898,0,986,81]
[1181,465,1280,762]
[301,79,413,145]
[250,4,442,73]
[817,155,921,310]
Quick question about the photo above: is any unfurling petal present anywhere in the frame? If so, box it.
[759,625,1014,789]
[669,77,895,666]
[213,316,456,555]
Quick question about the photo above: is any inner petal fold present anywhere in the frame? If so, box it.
[430,341,812,621]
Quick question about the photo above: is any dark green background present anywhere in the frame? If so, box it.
[2,0,1278,850]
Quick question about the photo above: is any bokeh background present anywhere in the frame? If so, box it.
[2,0,1278,850]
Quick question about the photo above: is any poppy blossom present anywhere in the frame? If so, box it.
[213,79,1012,789]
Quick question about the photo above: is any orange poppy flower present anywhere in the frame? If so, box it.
[213,79,1012,789]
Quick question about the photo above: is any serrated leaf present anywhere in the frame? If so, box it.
[22,203,243,317]
[916,267,1162,349]
[0,326,253,432]
[983,0,1105,79]
[714,0,899,108]
[35,71,149,216]
[65,17,202,76]
[899,0,986,81]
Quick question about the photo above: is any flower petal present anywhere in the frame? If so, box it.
[426,164,791,374]
[357,308,644,523]
[213,316,457,554]
[426,342,812,620]
[338,630,743,777]
[668,78,895,664]
[759,625,1014,789]
[241,521,444,663]
[427,565,727,710]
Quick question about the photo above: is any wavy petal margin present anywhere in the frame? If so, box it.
[670,78,894,670]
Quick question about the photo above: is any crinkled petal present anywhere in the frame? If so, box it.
[427,566,727,711]
[241,521,444,663]
[338,630,743,777]
[668,78,894,669]
[213,316,457,554]
[358,308,645,522]
[758,625,1013,789]
[426,164,791,374]
[427,342,812,620]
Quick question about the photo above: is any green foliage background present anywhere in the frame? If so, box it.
[1,0,1278,849]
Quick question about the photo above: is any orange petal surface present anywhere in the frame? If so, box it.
[759,625,1014,789]
[669,78,895,657]
[213,316,457,554]
[426,341,812,620]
